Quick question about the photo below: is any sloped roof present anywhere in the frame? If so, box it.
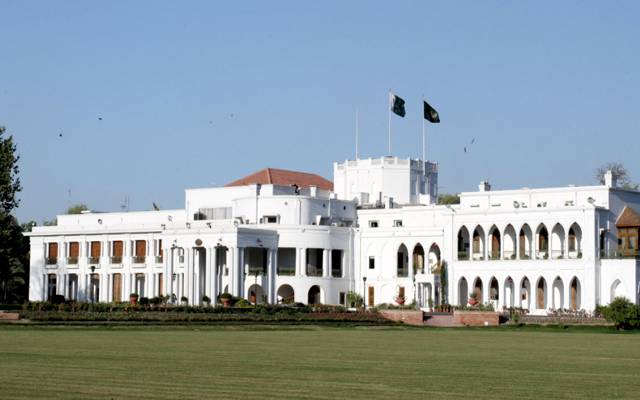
[225,168,333,191]
[616,206,640,228]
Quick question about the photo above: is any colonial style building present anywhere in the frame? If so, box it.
[27,157,640,314]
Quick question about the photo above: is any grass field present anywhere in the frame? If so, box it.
[1,325,639,399]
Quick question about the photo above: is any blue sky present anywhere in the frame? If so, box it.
[2,1,639,223]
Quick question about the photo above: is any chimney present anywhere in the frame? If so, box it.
[604,170,617,188]
[479,181,491,192]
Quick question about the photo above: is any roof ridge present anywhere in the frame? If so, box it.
[265,168,273,184]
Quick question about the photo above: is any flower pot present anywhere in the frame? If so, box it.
[130,295,138,305]
[468,298,478,306]
[396,298,406,306]
[222,298,231,308]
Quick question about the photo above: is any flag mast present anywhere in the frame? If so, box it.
[421,96,426,162]
[388,90,392,155]
[355,108,359,160]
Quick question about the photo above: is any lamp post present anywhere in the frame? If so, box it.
[362,276,367,310]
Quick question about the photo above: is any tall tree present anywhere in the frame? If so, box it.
[66,204,89,214]
[0,126,27,303]
[0,126,21,213]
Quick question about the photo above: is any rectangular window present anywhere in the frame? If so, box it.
[306,248,323,277]
[263,215,278,224]
[46,243,58,264]
[368,256,375,269]
[368,286,375,307]
[398,286,405,300]
[67,242,79,264]
[158,273,164,296]
[369,220,379,228]
[90,241,101,263]
[47,274,57,300]
[67,274,78,300]
[134,240,146,263]
[111,241,123,264]
[331,250,342,278]
[247,247,267,275]
[339,292,346,306]
[277,248,296,276]
[112,273,122,302]
[394,220,403,227]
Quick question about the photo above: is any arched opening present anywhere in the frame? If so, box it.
[473,278,484,303]
[568,223,582,258]
[489,277,499,303]
[503,225,517,260]
[412,243,425,274]
[520,277,531,310]
[90,273,100,302]
[457,227,470,260]
[427,243,441,273]
[248,284,265,305]
[570,277,581,310]
[551,224,565,259]
[277,284,295,304]
[458,277,468,305]
[610,279,624,303]
[536,277,547,310]
[504,276,515,309]
[489,226,501,260]
[472,226,486,260]
[552,277,564,309]
[307,285,321,305]
[519,224,533,259]
[397,244,409,277]
[536,224,549,259]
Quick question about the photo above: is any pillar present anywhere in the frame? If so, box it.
[211,247,218,301]
[267,248,275,303]
[322,249,330,278]
[299,248,307,277]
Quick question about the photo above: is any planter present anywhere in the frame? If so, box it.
[222,298,231,308]
[129,295,139,305]
[468,298,478,306]
[395,297,406,306]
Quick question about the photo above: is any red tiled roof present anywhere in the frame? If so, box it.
[616,206,640,228]
[225,168,333,191]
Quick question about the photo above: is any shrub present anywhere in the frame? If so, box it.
[139,297,150,306]
[600,297,640,330]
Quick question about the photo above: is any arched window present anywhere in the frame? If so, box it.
[413,244,425,273]
[489,226,501,260]
[519,224,533,259]
[457,227,470,260]
[536,278,547,309]
[397,244,408,277]
[472,226,486,260]
[536,225,549,259]
[308,285,321,305]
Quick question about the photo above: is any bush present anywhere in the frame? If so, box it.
[600,297,640,330]
[139,297,150,306]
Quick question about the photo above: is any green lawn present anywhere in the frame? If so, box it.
[1,325,639,399]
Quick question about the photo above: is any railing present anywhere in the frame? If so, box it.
[132,256,146,264]
[66,257,78,265]
[551,250,564,259]
[457,251,469,261]
[471,253,484,261]
[110,256,122,264]
[567,251,583,259]
[600,249,640,259]
[277,267,295,276]
[306,266,323,277]
[489,252,501,260]
[155,255,164,264]
[45,257,58,265]
[397,268,409,278]
[503,250,516,260]
[88,256,100,264]
[536,250,549,260]
[519,251,532,260]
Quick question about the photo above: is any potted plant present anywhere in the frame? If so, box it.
[428,297,434,311]
[468,292,478,306]
[129,293,139,305]
[180,296,188,305]
[220,292,233,308]
[202,295,211,307]
[395,295,406,306]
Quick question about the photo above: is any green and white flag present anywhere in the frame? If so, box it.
[389,93,406,117]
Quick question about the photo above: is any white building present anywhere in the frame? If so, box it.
[27,159,640,314]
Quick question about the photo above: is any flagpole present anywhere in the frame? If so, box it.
[388,90,392,155]
[355,108,359,160]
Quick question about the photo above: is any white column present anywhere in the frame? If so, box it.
[186,248,194,304]
[211,247,218,301]
[300,248,307,277]
[205,248,212,299]
[237,247,245,297]
[267,248,275,304]
[322,249,330,278]
[228,247,237,296]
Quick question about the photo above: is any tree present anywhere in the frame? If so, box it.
[595,162,639,190]
[0,126,28,303]
[0,127,21,213]
[438,193,460,205]
[66,204,89,214]
[600,297,640,330]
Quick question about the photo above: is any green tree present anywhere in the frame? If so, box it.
[595,162,639,190]
[600,297,640,330]
[66,203,89,214]
[0,126,27,303]
[438,193,460,205]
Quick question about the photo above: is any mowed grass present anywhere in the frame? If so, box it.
[1,325,640,399]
